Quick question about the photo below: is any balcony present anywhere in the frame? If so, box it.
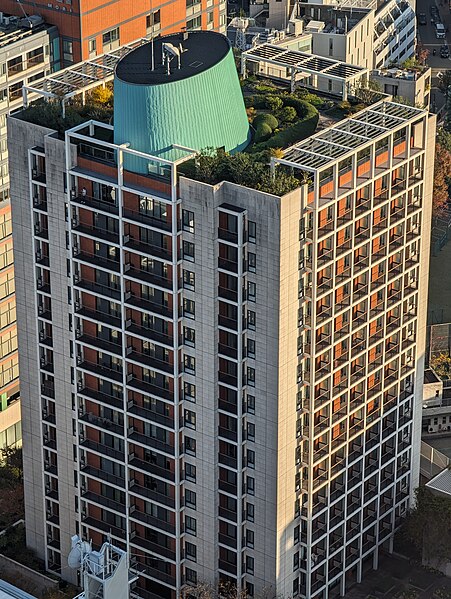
[129,481,175,508]
[129,506,175,535]
[129,455,175,482]
[128,429,175,456]
[123,208,171,232]
[129,534,175,562]
[125,265,172,290]
[34,223,48,240]
[77,359,123,382]
[41,382,55,399]
[77,332,122,356]
[127,349,173,374]
[72,220,120,244]
[124,235,171,261]
[124,292,172,319]
[127,402,174,428]
[218,257,238,273]
[72,193,119,215]
[82,515,126,540]
[126,321,173,347]
[77,385,123,410]
[127,376,173,402]
[74,276,121,301]
[75,304,121,328]
[79,411,123,435]
[80,438,125,462]
[73,249,120,273]
[82,490,126,514]
[81,464,125,488]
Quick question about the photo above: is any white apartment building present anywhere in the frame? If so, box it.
[8,32,435,599]
[0,16,56,449]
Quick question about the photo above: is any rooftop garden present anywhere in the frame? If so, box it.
[17,75,376,195]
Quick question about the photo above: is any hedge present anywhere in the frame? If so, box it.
[254,122,273,142]
[252,102,319,151]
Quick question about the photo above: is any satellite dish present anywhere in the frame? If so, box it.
[68,546,82,569]
[68,536,91,569]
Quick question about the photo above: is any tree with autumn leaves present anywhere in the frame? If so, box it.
[433,129,451,215]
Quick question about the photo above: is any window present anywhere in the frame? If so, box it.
[185,489,197,509]
[247,449,255,468]
[185,515,197,535]
[184,409,196,429]
[246,529,254,548]
[102,27,120,50]
[185,541,197,562]
[184,326,195,347]
[183,241,195,262]
[183,298,195,318]
[246,476,255,495]
[88,38,97,56]
[247,281,256,302]
[182,209,194,233]
[247,394,255,414]
[184,382,196,401]
[184,436,196,456]
[246,503,254,522]
[248,220,256,243]
[185,463,196,482]
[247,422,255,442]
[146,10,161,30]
[184,355,196,374]
[248,252,256,272]
[247,339,255,358]
[185,567,197,584]
[246,367,255,387]
[183,269,195,290]
[246,556,254,575]
[247,310,256,330]
[62,39,74,63]
[208,10,214,23]
[293,578,299,596]
[293,552,299,571]
[186,16,202,29]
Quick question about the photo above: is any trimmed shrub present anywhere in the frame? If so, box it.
[252,101,319,151]
[253,113,278,130]
[265,95,283,112]
[280,106,297,123]
[254,122,273,142]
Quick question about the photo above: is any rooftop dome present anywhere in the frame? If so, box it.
[114,31,250,170]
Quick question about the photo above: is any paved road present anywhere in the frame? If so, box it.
[417,0,451,67]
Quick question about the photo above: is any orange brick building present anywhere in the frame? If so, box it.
[3,0,226,65]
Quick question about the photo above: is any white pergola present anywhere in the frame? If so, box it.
[22,39,150,117]
[241,43,369,100]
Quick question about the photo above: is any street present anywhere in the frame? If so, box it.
[417,0,451,68]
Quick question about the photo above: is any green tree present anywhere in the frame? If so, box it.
[405,486,451,563]
[433,143,451,214]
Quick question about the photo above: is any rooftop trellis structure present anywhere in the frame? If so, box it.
[241,43,369,100]
[21,39,150,116]
[273,99,426,173]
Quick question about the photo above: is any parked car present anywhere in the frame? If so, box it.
[441,44,450,58]
[418,12,427,24]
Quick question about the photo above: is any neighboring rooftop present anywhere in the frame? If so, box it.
[426,468,451,497]
[0,14,49,49]
[279,100,425,171]
[0,580,36,599]
[116,31,230,85]
[242,43,368,83]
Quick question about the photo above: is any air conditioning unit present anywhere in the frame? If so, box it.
[76,356,82,365]
[74,274,81,283]
[74,300,81,310]
[39,331,45,341]
[77,381,83,391]
[72,245,79,256]
[38,305,44,315]
[71,218,78,227]
[75,327,81,337]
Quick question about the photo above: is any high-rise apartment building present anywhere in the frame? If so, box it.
[0,17,58,449]
[2,0,226,66]
[9,31,435,599]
